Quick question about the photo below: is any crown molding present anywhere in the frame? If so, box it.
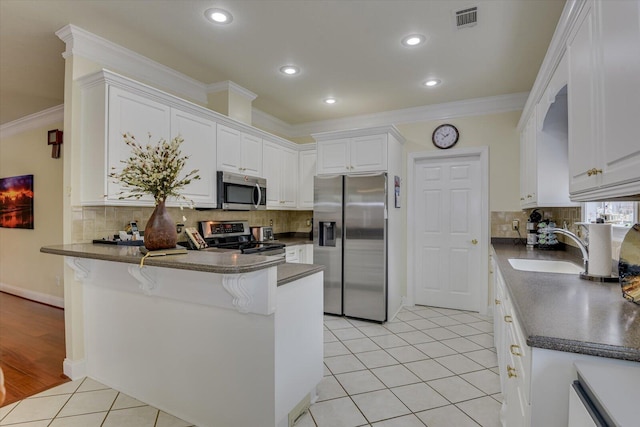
[55,24,208,105]
[312,125,406,144]
[207,81,258,102]
[286,92,529,138]
[251,108,295,136]
[517,0,585,131]
[0,104,64,140]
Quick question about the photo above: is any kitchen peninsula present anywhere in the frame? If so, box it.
[41,243,324,427]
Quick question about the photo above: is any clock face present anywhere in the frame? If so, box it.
[432,124,459,149]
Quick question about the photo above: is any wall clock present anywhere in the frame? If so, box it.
[432,124,459,149]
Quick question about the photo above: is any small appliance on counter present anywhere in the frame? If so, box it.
[250,226,274,242]
[526,209,541,248]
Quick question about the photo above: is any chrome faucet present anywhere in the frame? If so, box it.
[547,227,589,274]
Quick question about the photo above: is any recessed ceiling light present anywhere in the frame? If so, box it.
[280,65,300,76]
[424,79,441,87]
[401,34,426,47]
[205,8,233,24]
[324,98,337,105]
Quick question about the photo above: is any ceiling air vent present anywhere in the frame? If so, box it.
[455,6,478,29]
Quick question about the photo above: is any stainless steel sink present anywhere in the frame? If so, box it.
[508,258,584,274]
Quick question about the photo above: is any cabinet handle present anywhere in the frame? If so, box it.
[520,197,525,201]
[471,239,478,245]
[510,344,522,356]
[527,194,532,198]
[495,299,501,305]
[507,365,517,378]
[586,168,603,176]
[504,315,513,323]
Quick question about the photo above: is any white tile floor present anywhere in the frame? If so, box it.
[0,306,501,427]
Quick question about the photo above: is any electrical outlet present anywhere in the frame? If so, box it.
[270,219,273,226]
[512,220,519,231]
[306,218,311,226]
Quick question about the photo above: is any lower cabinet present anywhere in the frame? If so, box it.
[285,244,313,264]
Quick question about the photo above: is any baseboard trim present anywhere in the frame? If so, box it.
[0,282,64,308]
[63,358,87,381]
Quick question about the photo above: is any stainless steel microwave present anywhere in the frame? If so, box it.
[216,171,266,210]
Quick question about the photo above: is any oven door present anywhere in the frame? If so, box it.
[217,171,266,210]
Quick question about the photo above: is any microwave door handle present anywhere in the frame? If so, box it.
[254,183,262,208]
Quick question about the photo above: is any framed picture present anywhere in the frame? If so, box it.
[0,174,34,229]
[394,175,401,208]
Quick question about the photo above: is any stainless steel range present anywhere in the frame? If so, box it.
[196,220,285,256]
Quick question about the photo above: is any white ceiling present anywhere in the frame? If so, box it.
[0,0,565,128]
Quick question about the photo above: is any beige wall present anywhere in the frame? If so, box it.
[398,110,522,213]
[0,122,64,305]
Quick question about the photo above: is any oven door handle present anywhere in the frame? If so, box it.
[254,183,262,209]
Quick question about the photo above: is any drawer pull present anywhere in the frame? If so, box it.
[495,299,501,305]
[510,344,522,356]
[507,365,517,378]
[504,315,513,323]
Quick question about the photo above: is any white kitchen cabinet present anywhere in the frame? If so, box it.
[519,112,537,208]
[263,140,298,209]
[493,265,531,427]
[316,134,387,175]
[170,109,217,208]
[216,124,263,177]
[520,54,577,209]
[286,244,313,264]
[568,0,640,200]
[106,86,171,205]
[298,148,316,209]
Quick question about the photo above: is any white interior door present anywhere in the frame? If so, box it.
[413,155,482,311]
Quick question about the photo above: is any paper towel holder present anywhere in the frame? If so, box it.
[547,226,618,282]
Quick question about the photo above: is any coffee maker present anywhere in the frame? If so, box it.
[526,209,542,248]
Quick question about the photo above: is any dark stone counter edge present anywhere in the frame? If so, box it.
[40,246,285,274]
[277,264,325,286]
[528,336,640,363]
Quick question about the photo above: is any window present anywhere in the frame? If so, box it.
[583,201,638,226]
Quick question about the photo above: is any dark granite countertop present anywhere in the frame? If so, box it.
[492,242,640,361]
[41,243,285,274]
[277,263,324,286]
[272,234,313,247]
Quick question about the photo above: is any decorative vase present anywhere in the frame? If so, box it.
[143,199,177,251]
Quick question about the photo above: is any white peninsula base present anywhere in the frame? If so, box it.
[65,256,323,427]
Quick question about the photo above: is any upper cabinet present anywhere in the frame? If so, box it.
[567,0,640,200]
[298,148,317,210]
[313,127,404,175]
[79,73,217,208]
[520,0,640,204]
[78,69,319,210]
[216,124,263,177]
[263,140,298,209]
[170,109,217,208]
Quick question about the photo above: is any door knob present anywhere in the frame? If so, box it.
[471,239,478,245]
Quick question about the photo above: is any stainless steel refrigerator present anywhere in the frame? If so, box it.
[313,173,387,322]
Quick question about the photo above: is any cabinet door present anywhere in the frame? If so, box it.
[170,109,217,208]
[286,246,300,263]
[350,134,387,172]
[262,141,281,207]
[216,124,242,173]
[280,147,298,208]
[599,0,640,190]
[317,138,349,174]
[108,86,171,203]
[567,1,600,194]
[240,133,263,176]
[298,150,316,209]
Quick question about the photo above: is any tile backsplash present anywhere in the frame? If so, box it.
[73,206,313,242]
[491,207,583,243]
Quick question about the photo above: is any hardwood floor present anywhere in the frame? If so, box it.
[0,292,68,406]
